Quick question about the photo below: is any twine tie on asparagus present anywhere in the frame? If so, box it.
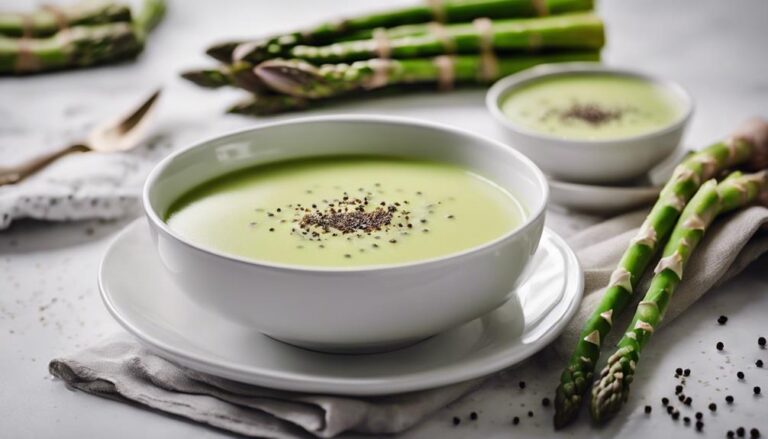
[427,22,457,54]
[532,0,550,16]
[426,0,447,23]
[473,18,498,82]
[365,59,392,89]
[433,55,455,91]
[372,28,392,59]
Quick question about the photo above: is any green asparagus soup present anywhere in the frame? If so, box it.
[165,156,525,268]
[501,74,685,140]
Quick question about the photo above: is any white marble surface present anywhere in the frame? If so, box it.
[1,0,767,438]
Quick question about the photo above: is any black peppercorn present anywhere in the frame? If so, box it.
[676,385,684,394]
[676,367,683,375]
[717,341,725,351]
[678,394,686,403]
[726,395,734,404]
[519,381,526,389]
[759,336,766,348]
[728,431,735,438]
[696,421,704,431]
[738,427,746,437]
[757,359,764,368]
[718,315,728,325]
[542,398,550,407]
[452,416,460,426]
[667,406,674,414]
[683,416,690,424]
[644,405,652,414]
[754,386,761,395]
[738,371,745,380]
[512,416,519,425]
[672,411,680,420]
[695,412,703,420]
[470,411,478,421]
[708,403,717,412]
[751,428,761,438]
[684,368,691,377]
[685,396,692,406]
[527,411,533,417]
[662,397,670,406]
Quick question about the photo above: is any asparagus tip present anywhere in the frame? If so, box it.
[180,69,226,88]
[205,42,239,63]
[253,59,321,97]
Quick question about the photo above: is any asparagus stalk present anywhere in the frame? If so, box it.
[0,0,165,75]
[288,13,604,64]
[0,0,132,38]
[253,51,600,98]
[181,61,268,93]
[589,171,768,423]
[553,119,768,429]
[211,0,594,63]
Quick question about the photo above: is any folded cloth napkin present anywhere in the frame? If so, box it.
[48,205,768,438]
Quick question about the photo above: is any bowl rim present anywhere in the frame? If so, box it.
[485,62,694,146]
[142,114,549,274]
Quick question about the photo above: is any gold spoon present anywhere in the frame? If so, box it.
[0,89,162,186]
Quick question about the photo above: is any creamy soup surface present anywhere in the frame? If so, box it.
[501,73,685,140]
[165,156,525,267]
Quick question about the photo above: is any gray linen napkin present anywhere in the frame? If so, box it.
[49,205,768,438]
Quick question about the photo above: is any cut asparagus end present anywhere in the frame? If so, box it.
[733,117,768,170]
[254,59,330,98]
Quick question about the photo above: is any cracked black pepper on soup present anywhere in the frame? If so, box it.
[164,156,525,267]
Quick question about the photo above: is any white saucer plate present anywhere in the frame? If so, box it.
[99,219,583,395]
[548,178,661,213]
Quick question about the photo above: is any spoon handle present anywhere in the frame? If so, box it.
[0,144,90,186]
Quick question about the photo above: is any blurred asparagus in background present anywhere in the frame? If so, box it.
[0,0,166,75]
[184,0,603,116]
[0,0,132,38]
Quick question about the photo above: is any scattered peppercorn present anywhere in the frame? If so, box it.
[696,412,703,420]
[512,416,520,425]
[676,385,684,394]
[470,411,478,421]
[738,371,745,380]
[528,411,534,417]
[683,416,691,424]
[268,227,274,232]
[754,386,761,395]
[684,368,691,377]
[751,428,760,438]
[718,315,728,325]
[662,397,670,406]
[678,394,686,403]
[726,395,734,404]
[729,431,735,438]
[542,397,550,407]
[717,341,725,351]
[738,427,746,437]
[452,416,460,426]
[709,403,717,412]
[696,421,704,431]
[672,411,680,420]
[685,397,693,406]
[757,359,764,368]
[676,367,684,376]
[667,406,674,414]
[644,405,652,414]
[759,337,766,348]
[519,381,526,389]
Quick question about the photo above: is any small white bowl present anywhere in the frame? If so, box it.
[486,63,693,184]
[143,115,548,353]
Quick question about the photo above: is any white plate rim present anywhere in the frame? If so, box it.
[99,219,583,395]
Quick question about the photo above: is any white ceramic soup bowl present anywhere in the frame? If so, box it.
[486,63,693,184]
[143,115,548,353]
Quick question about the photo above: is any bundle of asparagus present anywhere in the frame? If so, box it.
[183,1,603,116]
[554,118,768,428]
[0,0,165,75]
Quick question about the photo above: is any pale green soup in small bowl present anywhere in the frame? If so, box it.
[487,63,693,184]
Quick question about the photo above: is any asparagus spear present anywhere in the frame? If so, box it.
[253,51,600,98]
[181,61,268,93]
[553,119,768,429]
[0,0,165,74]
[210,0,594,63]
[288,13,604,64]
[589,171,768,423]
[0,0,132,38]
